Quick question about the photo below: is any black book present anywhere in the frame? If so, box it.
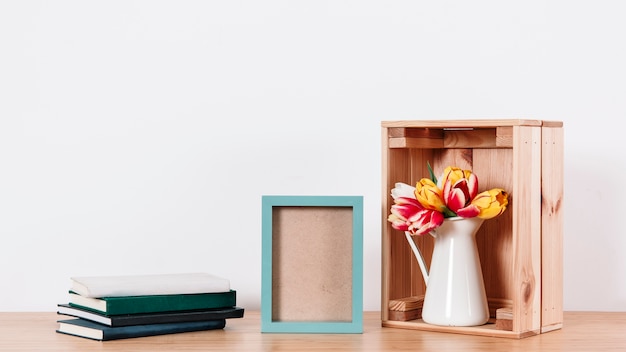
[56,318,226,341]
[57,304,244,327]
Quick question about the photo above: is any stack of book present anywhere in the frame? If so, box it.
[56,273,244,341]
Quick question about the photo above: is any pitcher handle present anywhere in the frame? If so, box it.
[404,231,430,285]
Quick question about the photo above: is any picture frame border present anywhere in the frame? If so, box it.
[260,195,363,334]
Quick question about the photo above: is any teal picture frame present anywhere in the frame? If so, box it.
[261,195,363,333]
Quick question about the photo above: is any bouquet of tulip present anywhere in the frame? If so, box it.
[388,164,509,236]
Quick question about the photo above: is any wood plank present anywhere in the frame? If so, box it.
[511,125,543,334]
[381,318,535,339]
[496,126,513,147]
[407,149,433,296]
[382,127,429,318]
[442,129,499,148]
[389,129,512,149]
[388,309,422,321]
[488,298,513,318]
[495,307,514,331]
[380,126,392,319]
[387,128,444,138]
[388,137,444,149]
[381,119,545,128]
[541,120,564,127]
[0,312,624,350]
[388,296,424,311]
[541,125,564,329]
[473,149,514,304]
[385,149,415,300]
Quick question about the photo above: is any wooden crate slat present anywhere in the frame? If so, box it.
[387,127,444,138]
[541,125,564,328]
[388,295,424,311]
[389,137,444,149]
[389,128,513,149]
[381,119,547,128]
[511,125,543,334]
[443,129,499,148]
[473,148,514,303]
[496,126,513,147]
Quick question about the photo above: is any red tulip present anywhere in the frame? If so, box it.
[441,166,479,218]
[388,196,444,236]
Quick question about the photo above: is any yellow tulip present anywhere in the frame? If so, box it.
[414,178,447,213]
[471,188,509,219]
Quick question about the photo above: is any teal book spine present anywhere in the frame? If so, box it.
[69,290,236,315]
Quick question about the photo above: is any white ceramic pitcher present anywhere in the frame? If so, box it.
[405,216,490,326]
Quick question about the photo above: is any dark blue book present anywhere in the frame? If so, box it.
[58,304,244,327]
[56,318,226,341]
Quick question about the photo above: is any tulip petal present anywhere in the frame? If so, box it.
[391,203,419,220]
[387,192,444,236]
[415,178,446,212]
[391,182,416,200]
[441,166,481,216]
[409,209,444,236]
[472,188,509,219]
[466,173,479,199]
[456,205,480,218]
[388,214,410,231]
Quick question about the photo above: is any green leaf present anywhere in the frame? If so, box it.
[427,161,437,184]
[443,207,457,218]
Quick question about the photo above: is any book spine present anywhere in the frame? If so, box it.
[110,307,244,326]
[102,319,226,340]
[105,290,236,315]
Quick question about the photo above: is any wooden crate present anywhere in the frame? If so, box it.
[381,119,563,339]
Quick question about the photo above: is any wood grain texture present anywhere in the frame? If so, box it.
[381,120,563,339]
[474,148,514,303]
[541,126,564,329]
[389,137,444,149]
[1,312,623,351]
[496,307,514,331]
[388,296,424,311]
[511,125,543,334]
[387,309,422,321]
[381,119,548,128]
[496,126,513,147]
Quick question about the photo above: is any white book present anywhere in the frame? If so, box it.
[70,273,230,298]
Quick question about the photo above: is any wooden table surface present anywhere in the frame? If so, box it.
[1,311,625,351]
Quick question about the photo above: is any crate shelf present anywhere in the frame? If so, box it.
[381,119,563,339]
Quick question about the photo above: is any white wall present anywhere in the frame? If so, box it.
[1,1,625,312]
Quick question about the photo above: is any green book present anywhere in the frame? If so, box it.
[68,290,237,316]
